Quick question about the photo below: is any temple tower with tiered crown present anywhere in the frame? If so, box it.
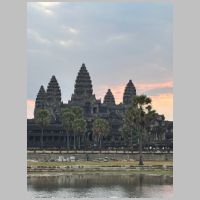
[74,63,93,97]
[123,80,136,105]
[34,85,47,118]
[68,63,100,116]
[103,89,116,106]
[45,75,62,121]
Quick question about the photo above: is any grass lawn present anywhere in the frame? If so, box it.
[27,160,173,176]
[28,169,173,176]
[27,160,173,167]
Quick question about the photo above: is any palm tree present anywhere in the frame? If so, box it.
[120,123,130,147]
[70,106,84,150]
[123,108,139,149]
[72,118,87,149]
[92,118,110,150]
[35,109,50,149]
[123,95,156,165]
[71,106,83,119]
[61,108,75,150]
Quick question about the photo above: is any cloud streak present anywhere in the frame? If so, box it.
[95,80,173,103]
[136,80,173,93]
[28,29,51,45]
[28,2,62,16]
[62,25,79,35]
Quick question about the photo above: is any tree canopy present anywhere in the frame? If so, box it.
[35,109,50,127]
[122,95,157,165]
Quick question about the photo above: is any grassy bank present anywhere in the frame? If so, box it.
[27,160,173,176]
[28,169,172,176]
[28,160,172,167]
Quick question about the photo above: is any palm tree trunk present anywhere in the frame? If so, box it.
[131,131,133,149]
[139,130,144,166]
[74,132,76,150]
[97,136,101,158]
[99,136,102,153]
[67,131,69,150]
[124,136,127,147]
[41,127,43,149]
[84,135,86,150]
[85,134,88,150]
[78,135,81,149]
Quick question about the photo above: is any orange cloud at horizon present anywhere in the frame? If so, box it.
[151,93,173,121]
[27,80,173,120]
[136,80,173,93]
[95,80,173,103]
[95,84,125,104]
[95,80,173,120]
[27,99,35,119]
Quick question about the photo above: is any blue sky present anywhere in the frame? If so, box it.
[27,2,173,120]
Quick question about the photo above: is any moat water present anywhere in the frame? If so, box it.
[27,173,173,198]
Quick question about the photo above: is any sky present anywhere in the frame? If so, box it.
[27,2,173,120]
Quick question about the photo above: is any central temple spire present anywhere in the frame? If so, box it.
[123,80,136,105]
[74,63,93,97]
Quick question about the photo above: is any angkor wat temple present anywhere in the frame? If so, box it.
[27,63,173,149]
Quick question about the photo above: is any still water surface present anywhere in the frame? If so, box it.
[27,173,173,198]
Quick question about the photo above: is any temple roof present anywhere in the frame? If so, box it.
[34,85,47,111]
[123,80,136,105]
[74,63,93,97]
[35,85,46,103]
[37,85,46,97]
[46,75,61,101]
[103,89,116,105]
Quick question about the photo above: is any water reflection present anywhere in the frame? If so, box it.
[27,174,173,198]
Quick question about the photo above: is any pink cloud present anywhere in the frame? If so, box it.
[95,84,125,104]
[136,80,173,93]
[95,80,173,104]
[151,93,173,121]
[95,80,173,120]
[27,80,173,120]
[27,99,35,119]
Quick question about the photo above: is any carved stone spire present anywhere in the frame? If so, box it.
[34,85,47,117]
[46,75,62,121]
[46,75,61,102]
[74,63,93,97]
[123,80,136,105]
[103,89,116,105]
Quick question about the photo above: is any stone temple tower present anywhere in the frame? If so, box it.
[69,63,97,104]
[74,63,93,97]
[46,75,62,122]
[34,85,47,118]
[103,89,116,106]
[68,63,100,116]
[123,80,136,105]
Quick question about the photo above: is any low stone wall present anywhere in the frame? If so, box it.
[27,151,173,162]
